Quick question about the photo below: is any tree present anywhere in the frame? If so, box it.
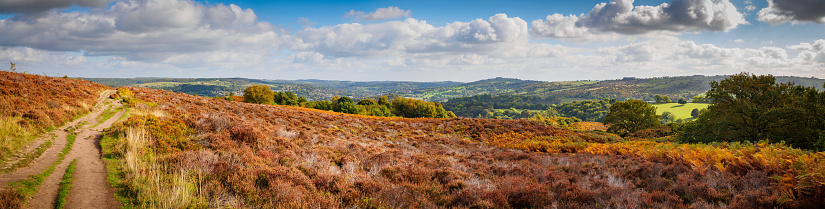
[333,96,358,114]
[378,96,390,107]
[690,108,699,118]
[603,100,659,135]
[243,85,274,104]
[678,98,687,104]
[660,111,676,124]
[692,95,707,103]
[357,99,377,106]
[390,97,455,118]
[679,73,825,151]
[662,96,671,103]
[654,95,663,103]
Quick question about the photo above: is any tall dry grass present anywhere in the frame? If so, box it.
[0,117,34,159]
[119,127,202,208]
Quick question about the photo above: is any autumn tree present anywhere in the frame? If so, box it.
[603,100,659,135]
[390,97,455,118]
[243,85,274,104]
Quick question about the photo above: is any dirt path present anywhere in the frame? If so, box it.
[0,90,113,187]
[29,89,123,209]
[0,90,123,208]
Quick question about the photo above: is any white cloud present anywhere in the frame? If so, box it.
[757,0,825,24]
[345,6,411,21]
[291,14,529,58]
[596,37,825,76]
[733,39,745,43]
[0,0,282,63]
[531,0,748,42]
[745,5,757,12]
[0,46,87,66]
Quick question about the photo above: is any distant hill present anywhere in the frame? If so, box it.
[83,75,825,103]
[405,75,825,102]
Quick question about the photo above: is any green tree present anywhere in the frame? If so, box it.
[378,96,391,107]
[603,100,659,135]
[690,108,699,118]
[678,98,687,104]
[662,96,671,103]
[660,111,676,124]
[654,95,663,103]
[243,85,274,104]
[679,73,825,150]
[333,96,358,114]
[692,95,707,103]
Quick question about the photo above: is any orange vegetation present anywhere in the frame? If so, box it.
[0,71,107,159]
[101,85,825,208]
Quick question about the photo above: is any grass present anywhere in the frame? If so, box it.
[93,105,122,128]
[652,103,710,120]
[3,130,77,205]
[0,117,36,163]
[0,139,53,174]
[54,159,77,209]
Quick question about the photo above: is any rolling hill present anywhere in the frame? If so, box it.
[84,75,825,105]
[4,71,825,208]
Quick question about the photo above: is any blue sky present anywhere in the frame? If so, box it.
[0,0,823,81]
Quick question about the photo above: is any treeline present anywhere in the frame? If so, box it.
[442,94,560,117]
[238,85,455,118]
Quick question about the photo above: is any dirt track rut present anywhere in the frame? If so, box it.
[0,90,123,208]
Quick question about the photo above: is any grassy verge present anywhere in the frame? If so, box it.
[0,139,53,174]
[54,159,77,209]
[101,129,131,207]
[2,130,77,206]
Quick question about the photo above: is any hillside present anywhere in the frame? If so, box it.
[86,75,825,105]
[83,77,461,101]
[0,72,107,161]
[410,75,825,102]
[94,84,825,208]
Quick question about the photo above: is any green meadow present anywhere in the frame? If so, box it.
[652,103,710,120]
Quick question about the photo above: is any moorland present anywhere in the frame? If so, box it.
[1,70,824,208]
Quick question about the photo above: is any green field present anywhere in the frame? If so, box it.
[652,103,710,120]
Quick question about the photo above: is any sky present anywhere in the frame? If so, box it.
[0,0,823,82]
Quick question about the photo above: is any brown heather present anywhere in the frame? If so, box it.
[0,71,107,161]
[104,86,825,208]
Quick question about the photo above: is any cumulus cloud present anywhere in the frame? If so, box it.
[0,46,87,66]
[0,0,112,14]
[292,14,529,58]
[745,5,757,12]
[596,37,825,76]
[531,0,748,41]
[757,0,825,24]
[345,6,411,21]
[0,0,281,63]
